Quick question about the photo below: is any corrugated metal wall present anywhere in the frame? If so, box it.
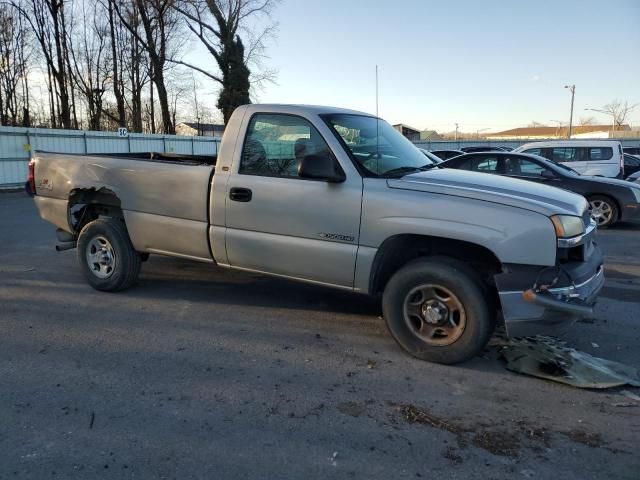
[3,126,639,188]
[0,126,220,188]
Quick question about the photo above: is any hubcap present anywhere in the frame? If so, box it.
[86,235,116,279]
[589,200,612,226]
[403,284,466,346]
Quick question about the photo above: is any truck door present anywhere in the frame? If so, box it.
[224,113,363,288]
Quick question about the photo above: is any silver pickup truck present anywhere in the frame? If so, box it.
[28,104,604,364]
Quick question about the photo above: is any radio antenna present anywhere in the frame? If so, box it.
[375,65,379,118]
[375,65,379,171]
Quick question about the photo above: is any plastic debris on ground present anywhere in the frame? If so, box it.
[498,335,640,389]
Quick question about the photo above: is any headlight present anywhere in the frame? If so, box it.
[631,187,640,203]
[550,215,585,238]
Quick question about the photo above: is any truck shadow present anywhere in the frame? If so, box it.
[130,254,383,317]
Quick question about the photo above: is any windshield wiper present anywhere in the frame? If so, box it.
[383,164,436,177]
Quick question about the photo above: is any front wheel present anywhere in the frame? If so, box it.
[77,218,141,291]
[382,257,494,364]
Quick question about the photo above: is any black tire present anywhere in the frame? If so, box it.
[77,218,141,292]
[382,257,494,364]
[587,195,618,228]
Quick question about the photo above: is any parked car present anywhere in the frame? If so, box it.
[460,146,505,153]
[500,146,514,152]
[624,154,640,179]
[623,146,640,157]
[28,104,604,365]
[429,149,464,160]
[627,170,640,184]
[418,148,443,164]
[440,151,640,227]
[514,140,624,178]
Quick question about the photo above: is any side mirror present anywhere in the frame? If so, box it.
[541,170,555,180]
[298,154,345,183]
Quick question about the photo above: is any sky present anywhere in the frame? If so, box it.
[194,0,640,133]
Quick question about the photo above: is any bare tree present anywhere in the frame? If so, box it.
[0,5,32,125]
[68,0,110,130]
[12,0,75,128]
[578,116,596,126]
[112,0,182,133]
[171,0,277,123]
[106,0,126,127]
[599,100,638,129]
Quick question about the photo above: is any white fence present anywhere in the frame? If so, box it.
[2,126,640,188]
[0,126,220,188]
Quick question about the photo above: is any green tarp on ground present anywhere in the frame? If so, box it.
[499,336,640,389]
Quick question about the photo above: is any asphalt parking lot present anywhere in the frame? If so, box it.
[1,191,639,479]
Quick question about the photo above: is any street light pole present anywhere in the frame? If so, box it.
[564,84,575,139]
[455,123,459,142]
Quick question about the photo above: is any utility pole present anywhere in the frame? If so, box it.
[564,84,575,138]
[455,123,459,142]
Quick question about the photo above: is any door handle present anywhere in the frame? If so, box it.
[229,187,252,202]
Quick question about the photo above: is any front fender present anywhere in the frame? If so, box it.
[359,179,557,265]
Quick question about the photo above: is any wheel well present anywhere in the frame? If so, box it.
[369,234,502,295]
[68,188,125,234]
[585,193,622,220]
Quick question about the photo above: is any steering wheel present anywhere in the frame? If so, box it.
[361,151,382,170]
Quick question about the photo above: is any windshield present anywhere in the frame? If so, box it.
[419,149,443,165]
[324,114,433,176]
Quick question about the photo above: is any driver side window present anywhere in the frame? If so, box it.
[239,114,333,179]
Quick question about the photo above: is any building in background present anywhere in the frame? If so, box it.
[487,124,631,140]
[393,124,442,141]
[392,124,421,141]
[176,122,225,138]
[419,130,442,141]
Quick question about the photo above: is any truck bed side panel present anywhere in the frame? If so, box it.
[124,210,212,262]
[33,152,214,260]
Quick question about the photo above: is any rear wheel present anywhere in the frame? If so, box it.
[588,195,618,228]
[382,257,494,364]
[77,218,141,291]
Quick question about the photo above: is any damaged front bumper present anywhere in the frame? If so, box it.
[495,244,605,337]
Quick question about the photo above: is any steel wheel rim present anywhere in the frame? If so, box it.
[402,284,467,346]
[589,200,613,226]
[86,235,116,279]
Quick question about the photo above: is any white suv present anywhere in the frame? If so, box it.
[514,140,624,178]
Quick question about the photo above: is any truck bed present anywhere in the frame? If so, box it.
[31,151,216,262]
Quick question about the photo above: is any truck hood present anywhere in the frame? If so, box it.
[388,169,588,217]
